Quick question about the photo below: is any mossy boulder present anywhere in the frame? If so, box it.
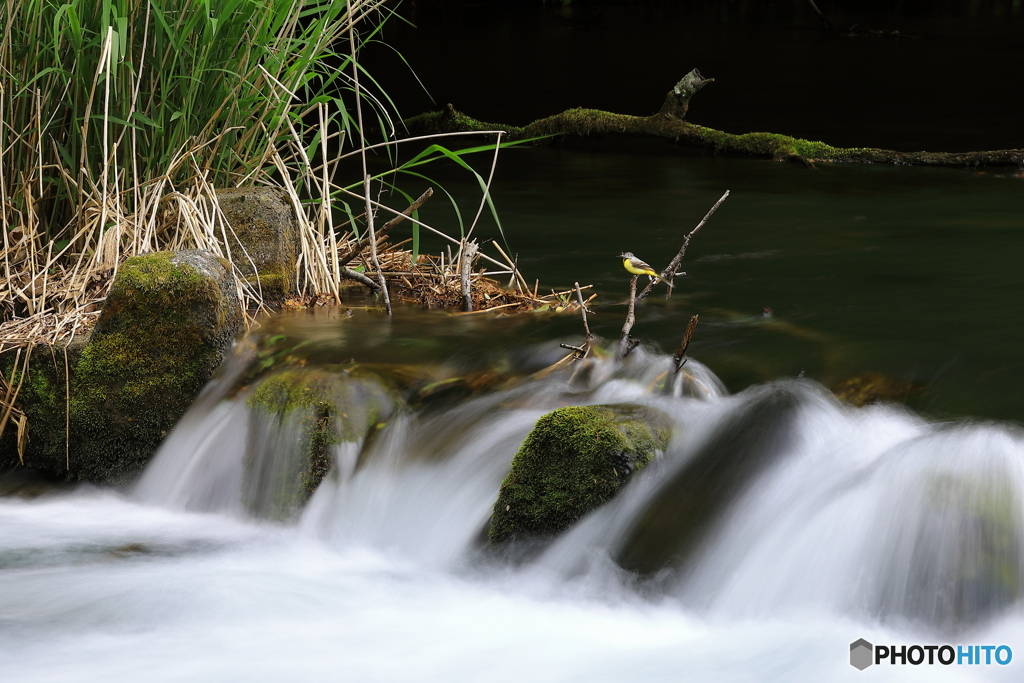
[489,404,673,545]
[242,366,396,518]
[216,187,299,301]
[0,250,242,483]
[71,250,242,482]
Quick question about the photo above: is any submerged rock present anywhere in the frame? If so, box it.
[615,385,801,574]
[409,369,513,411]
[832,371,922,407]
[1,250,242,483]
[243,367,396,519]
[873,469,1024,630]
[489,404,672,545]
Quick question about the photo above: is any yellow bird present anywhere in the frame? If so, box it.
[620,251,672,288]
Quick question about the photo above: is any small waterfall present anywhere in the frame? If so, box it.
[533,382,1024,631]
[136,363,396,519]
[133,334,1024,633]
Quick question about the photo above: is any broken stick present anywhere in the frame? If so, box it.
[673,315,699,373]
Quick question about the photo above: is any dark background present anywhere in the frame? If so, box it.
[351,1,1024,422]
[363,0,1024,153]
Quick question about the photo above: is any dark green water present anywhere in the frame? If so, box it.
[321,141,1024,422]
[482,145,1024,422]
[326,3,1024,422]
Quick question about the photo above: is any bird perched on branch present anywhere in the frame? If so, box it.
[620,252,673,288]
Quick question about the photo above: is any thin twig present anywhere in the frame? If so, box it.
[451,301,520,315]
[363,175,391,314]
[567,281,595,363]
[638,190,730,301]
[575,282,593,342]
[466,131,503,240]
[807,0,836,29]
[492,242,530,293]
[337,187,433,267]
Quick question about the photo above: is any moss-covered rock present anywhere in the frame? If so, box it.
[242,366,395,518]
[489,404,672,545]
[73,250,241,483]
[0,339,85,475]
[2,250,240,483]
[216,187,299,302]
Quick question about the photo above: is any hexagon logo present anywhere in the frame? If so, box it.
[850,639,873,670]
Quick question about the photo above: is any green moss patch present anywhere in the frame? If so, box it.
[489,404,672,545]
[242,367,395,517]
[2,251,240,483]
[0,341,83,475]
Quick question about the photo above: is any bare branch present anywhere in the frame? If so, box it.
[575,281,592,342]
[364,175,391,314]
[460,238,479,312]
[638,190,730,301]
[340,266,381,291]
[337,186,433,268]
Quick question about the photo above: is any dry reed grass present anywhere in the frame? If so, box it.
[0,0,592,446]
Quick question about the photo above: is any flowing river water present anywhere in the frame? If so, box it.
[4,5,1024,681]
[5,291,1024,681]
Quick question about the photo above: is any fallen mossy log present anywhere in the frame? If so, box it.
[404,69,1024,169]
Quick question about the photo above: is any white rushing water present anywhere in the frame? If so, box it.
[4,350,1024,682]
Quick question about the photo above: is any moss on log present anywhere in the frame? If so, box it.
[403,72,1024,169]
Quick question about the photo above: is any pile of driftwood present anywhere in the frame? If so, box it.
[343,244,594,315]
[288,184,593,317]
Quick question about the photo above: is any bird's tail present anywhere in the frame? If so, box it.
[650,274,674,289]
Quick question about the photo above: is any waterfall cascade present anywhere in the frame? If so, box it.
[134,338,1024,632]
[4,330,1023,682]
